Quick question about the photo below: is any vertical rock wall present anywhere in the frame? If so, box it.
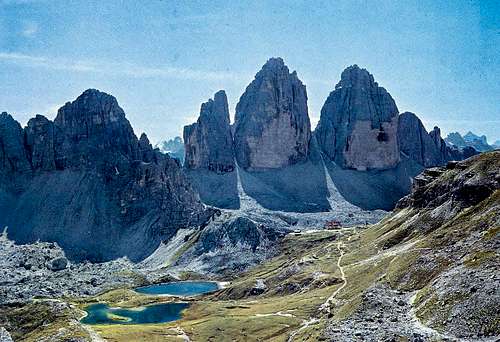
[233,58,311,171]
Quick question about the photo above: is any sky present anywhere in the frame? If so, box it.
[0,0,499,144]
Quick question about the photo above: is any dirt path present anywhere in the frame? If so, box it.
[286,318,320,342]
[287,232,350,341]
[319,240,347,314]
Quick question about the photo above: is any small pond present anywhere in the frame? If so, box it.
[134,281,219,297]
[81,302,189,325]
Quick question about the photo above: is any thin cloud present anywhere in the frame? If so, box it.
[21,21,38,38]
[0,51,243,81]
[0,0,47,6]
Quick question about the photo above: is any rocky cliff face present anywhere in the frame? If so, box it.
[184,90,235,173]
[54,89,140,169]
[0,90,208,262]
[233,58,311,171]
[315,65,400,171]
[398,112,478,167]
[397,112,447,167]
[0,112,31,177]
[24,115,58,171]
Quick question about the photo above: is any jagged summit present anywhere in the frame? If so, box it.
[260,57,285,69]
[184,90,234,173]
[55,89,126,125]
[397,111,448,167]
[53,89,139,167]
[315,65,399,170]
[234,57,311,170]
[200,90,230,123]
[336,64,377,89]
[0,111,31,175]
[0,90,208,262]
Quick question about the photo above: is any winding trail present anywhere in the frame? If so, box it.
[319,240,347,314]
[286,318,320,342]
[287,232,350,341]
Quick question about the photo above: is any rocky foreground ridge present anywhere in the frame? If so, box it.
[0,90,210,262]
[207,151,500,341]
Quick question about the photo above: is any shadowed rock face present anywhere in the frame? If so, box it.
[315,65,400,170]
[184,90,235,173]
[0,90,208,262]
[398,112,478,167]
[0,112,31,177]
[234,58,311,171]
[54,89,140,169]
[397,112,446,167]
[25,115,58,171]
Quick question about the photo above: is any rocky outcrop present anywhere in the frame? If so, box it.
[138,133,155,162]
[199,216,280,253]
[398,112,479,167]
[24,115,58,171]
[234,58,311,171]
[0,231,138,304]
[54,89,140,169]
[0,112,31,177]
[397,151,499,210]
[315,65,400,171]
[0,327,13,342]
[0,89,208,262]
[184,90,234,173]
[397,112,446,167]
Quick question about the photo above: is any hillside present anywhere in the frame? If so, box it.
[1,151,497,341]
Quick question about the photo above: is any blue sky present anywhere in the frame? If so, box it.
[1,0,499,143]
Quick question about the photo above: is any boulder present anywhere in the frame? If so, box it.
[315,65,400,170]
[0,327,13,342]
[233,58,311,170]
[184,90,235,173]
[47,257,68,271]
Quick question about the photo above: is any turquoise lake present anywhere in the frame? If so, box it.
[81,302,189,325]
[134,281,219,296]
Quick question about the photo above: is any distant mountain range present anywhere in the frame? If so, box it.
[445,131,497,152]
[157,136,185,164]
